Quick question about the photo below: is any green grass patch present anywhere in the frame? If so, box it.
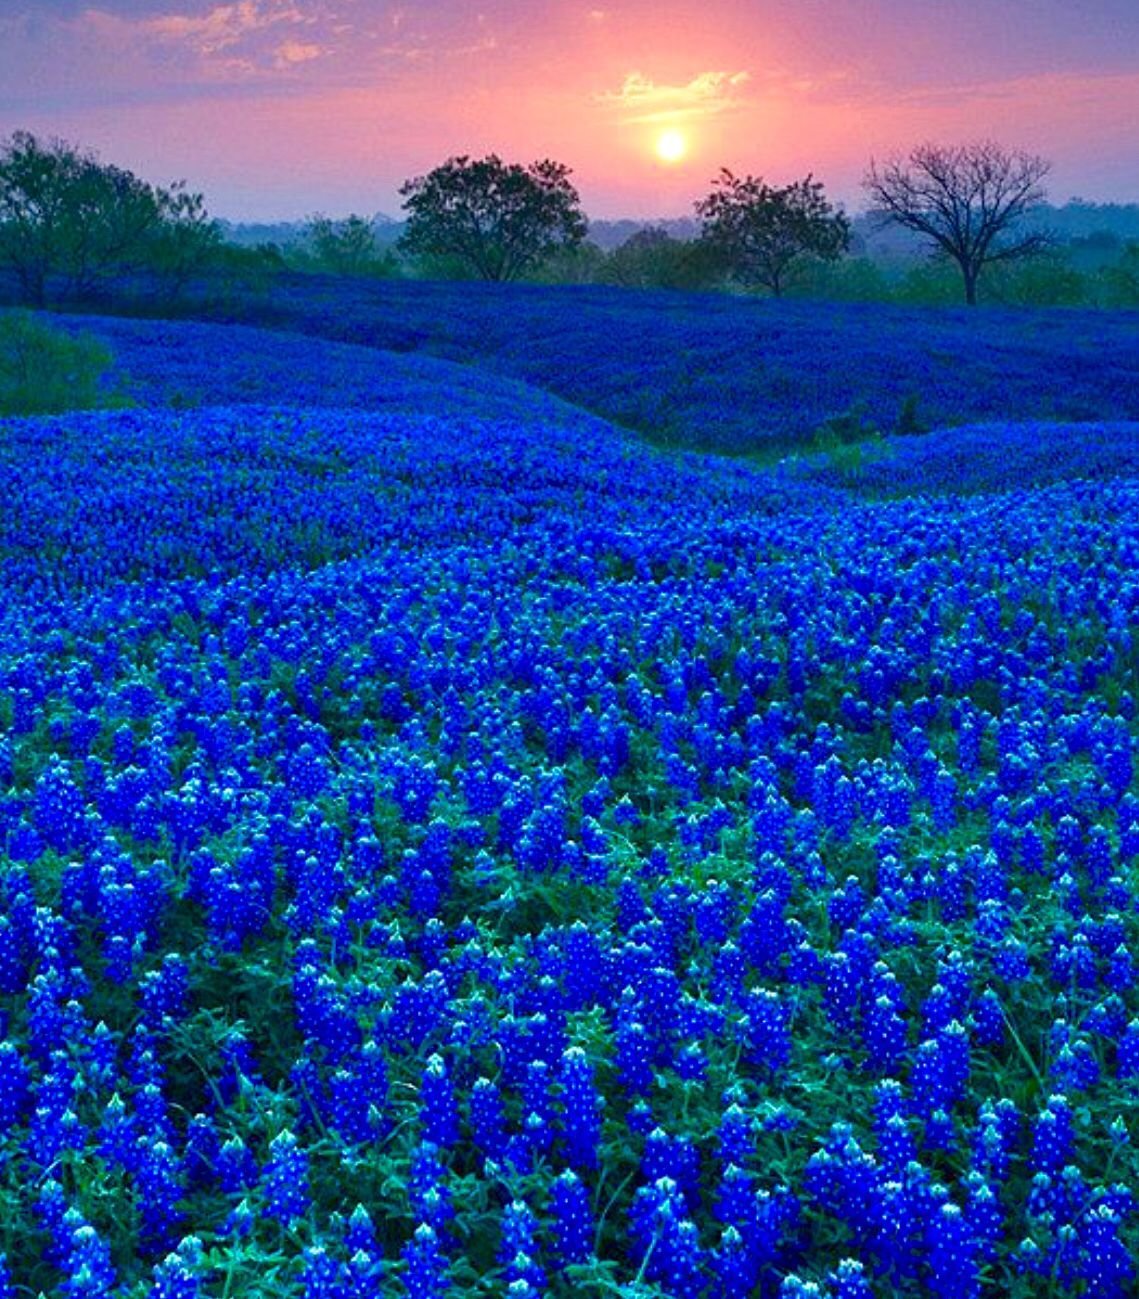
[0,311,125,416]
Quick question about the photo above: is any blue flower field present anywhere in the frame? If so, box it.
[170,277,1139,452]
[2,299,1139,1298]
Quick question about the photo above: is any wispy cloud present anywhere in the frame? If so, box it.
[274,38,325,68]
[598,70,750,124]
[66,1,323,79]
[142,1,310,55]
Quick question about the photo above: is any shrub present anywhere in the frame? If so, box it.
[0,311,119,415]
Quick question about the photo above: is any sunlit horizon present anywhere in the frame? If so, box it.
[2,1,1136,221]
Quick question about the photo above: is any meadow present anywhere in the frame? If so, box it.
[1,291,1139,1299]
[171,276,1139,452]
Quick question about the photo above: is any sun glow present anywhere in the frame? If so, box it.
[654,128,688,164]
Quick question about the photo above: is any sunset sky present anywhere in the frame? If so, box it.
[2,0,1136,221]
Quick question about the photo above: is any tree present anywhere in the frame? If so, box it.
[146,182,223,301]
[399,155,587,282]
[694,171,850,297]
[863,141,1051,305]
[0,131,91,303]
[305,213,395,277]
[0,130,217,304]
[604,226,725,291]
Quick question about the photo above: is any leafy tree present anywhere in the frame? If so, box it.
[0,130,217,304]
[1098,241,1139,308]
[305,213,396,277]
[399,155,587,282]
[146,183,223,301]
[527,239,607,285]
[0,131,92,303]
[604,226,725,291]
[694,170,850,297]
[984,251,1087,308]
[863,141,1051,305]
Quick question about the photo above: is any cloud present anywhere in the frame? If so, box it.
[598,70,750,124]
[274,39,325,67]
[140,1,309,57]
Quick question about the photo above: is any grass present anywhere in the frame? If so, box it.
[0,311,128,417]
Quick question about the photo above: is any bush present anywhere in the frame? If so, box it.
[0,311,119,415]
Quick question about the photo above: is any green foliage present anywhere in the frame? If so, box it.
[304,214,399,277]
[695,170,850,297]
[603,226,726,291]
[399,154,588,282]
[811,399,889,476]
[892,257,965,306]
[788,254,891,302]
[146,182,224,301]
[526,239,609,285]
[1097,240,1139,307]
[983,251,1088,307]
[0,129,219,305]
[895,391,927,436]
[0,311,120,415]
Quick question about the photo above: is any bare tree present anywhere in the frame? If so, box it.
[864,141,1051,305]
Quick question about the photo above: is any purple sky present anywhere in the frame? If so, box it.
[2,0,1136,220]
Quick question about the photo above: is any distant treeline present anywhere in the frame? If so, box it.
[2,127,1137,312]
[225,209,1139,310]
[225,202,1139,255]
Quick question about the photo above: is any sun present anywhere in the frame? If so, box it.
[655,129,688,164]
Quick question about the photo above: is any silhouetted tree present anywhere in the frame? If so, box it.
[399,155,587,282]
[695,170,849,297]
[306,213,395,276]
[0,130,217,303]
[605,226,725,291]
[863,141,1051,305]
[147,183,223,301]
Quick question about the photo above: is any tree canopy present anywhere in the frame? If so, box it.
[0,130,220,304]
[305,214,397,277]
[399,155,587,282]
[695,170,850,297]
[863,141,1052,305]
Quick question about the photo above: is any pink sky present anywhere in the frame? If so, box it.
[2,1,1136,220]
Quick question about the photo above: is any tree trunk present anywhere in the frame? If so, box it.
[962,265,978,306]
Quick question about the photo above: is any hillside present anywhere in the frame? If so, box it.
[189,277,1139,453]
[1,307,1139,1295]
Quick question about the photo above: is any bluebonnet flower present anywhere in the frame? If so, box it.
[778,1277,827,1298]
[1077,1204,1134,1298]
[0,1041,29,1132]
[299,1244,348,1299]
[925,1202,979,1299]
[629,1178,705,1296]
[419,1054,459,1148]
[408,1142,453,1230]
[498,1200,545,1291]
[402,1224,449,1299]
[1031,1095,1075,1177]
[469,1076,508,1163]
[744,988,793,1075]
[550,1169,592,1267]
[214,1132,257,1189]
[149,1238,205,1299]
[559,1046,603,1172]
[828,1259,873,1298]
[262,1130,310,1226]
[62,1223,118,1298]
[643,1126,701,1208]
